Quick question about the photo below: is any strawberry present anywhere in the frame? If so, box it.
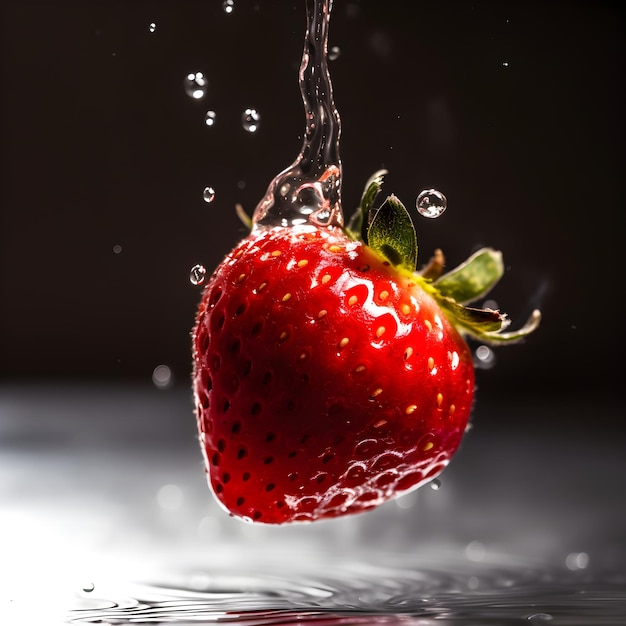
[191,171,540,524]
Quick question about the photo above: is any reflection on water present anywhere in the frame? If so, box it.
[65,551,626,624]
[1,385,624,625]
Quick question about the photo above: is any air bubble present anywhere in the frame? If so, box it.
[203,186,216,203]
[328,45,341,60]
[148,22,156,33]
[474,344,496,369]
[156,483,184,510]
[223,0,235,13]
[112,244,122,254]
[416,189,447,218]
[152,364,173,389]
[565,552,589,570]
[430,478,441,490]
[204,110,217,127]
[190,264,207,285]
[242,108,261,132]
[465,540,486,562]
[184,72,207,99]
[197,515,221,540]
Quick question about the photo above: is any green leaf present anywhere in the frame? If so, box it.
[440,299,506,335]
[366,194,417,272]
[477,309,542,345]
[346,169,387,241]
[440,298,542,345]
[434,247,504,305]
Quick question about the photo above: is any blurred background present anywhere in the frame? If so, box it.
[0,1,625,622]
[1,0,623,407]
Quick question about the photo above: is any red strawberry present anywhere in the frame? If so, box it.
[192,172,540,524]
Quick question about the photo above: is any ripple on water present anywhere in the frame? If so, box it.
[65,553,626,625]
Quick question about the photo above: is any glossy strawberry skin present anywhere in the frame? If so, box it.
[192,225,474,524]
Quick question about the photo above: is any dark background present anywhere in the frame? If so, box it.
[1,1,623,415]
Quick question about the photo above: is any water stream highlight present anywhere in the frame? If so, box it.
[252,0,343,231]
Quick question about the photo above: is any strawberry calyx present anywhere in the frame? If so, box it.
[345,170,541,345]
[236,169,540,346]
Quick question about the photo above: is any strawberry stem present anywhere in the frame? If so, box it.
[349,170,542,345]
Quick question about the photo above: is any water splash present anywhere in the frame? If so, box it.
[252,0,343,231]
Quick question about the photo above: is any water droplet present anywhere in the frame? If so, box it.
[395,491,418,509]
[465,540,486,562]
[148,22,156,33]
[198,515,222,540]
[152,364,173,389]
[527,613,553,622]
[430,478,441,490]
[223,0,235,13]
[82,582,95,593]
[184,72,207,99]
[474,345,496,369]
[204,110,217,127]
[565,552,589,570]
[242,108,261,133]
[156,484,184,510]
[112,244,122,254]
[190,264,207,286]
[203,186,216,203]
[328,45,341,61]
[502,61,510,67]
[416,189,447,218]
